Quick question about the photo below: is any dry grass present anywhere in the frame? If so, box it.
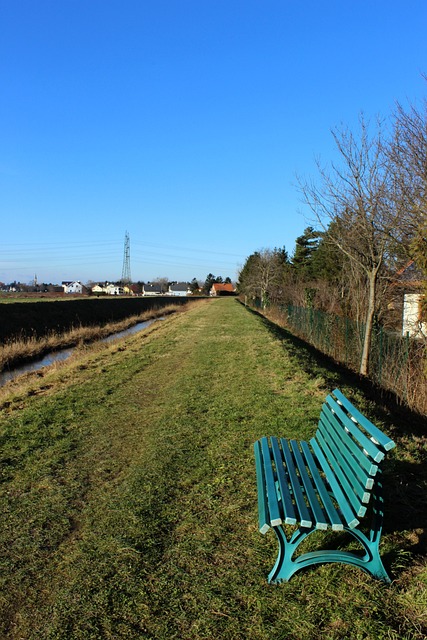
[0,303,188,372]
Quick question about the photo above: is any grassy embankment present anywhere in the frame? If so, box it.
[0,298,426,639]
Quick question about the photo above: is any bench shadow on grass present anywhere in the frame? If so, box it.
[244,304,427,575]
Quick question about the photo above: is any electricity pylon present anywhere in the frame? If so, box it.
[121,231,132,284]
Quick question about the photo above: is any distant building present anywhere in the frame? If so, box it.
[62,281,86,294]
[403,293,426,337]
[91,284,105,295]
[122,283,140,296]
[209,282,236,297]
[143,284,163,296]
[129,283,143,295]
[395,261,426,338]
[91,282,128,295]
[168,282,190,297]
[104,283,124,296]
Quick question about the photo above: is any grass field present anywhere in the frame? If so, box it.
[0,298,426,639]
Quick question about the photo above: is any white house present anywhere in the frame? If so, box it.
[62,281,85,294]
[403,293,426,338]
[168,282,190,297]
[105,283,124,296]
[396,261,426,338]
[91,282,124,295]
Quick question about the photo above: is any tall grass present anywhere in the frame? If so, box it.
[0,298,426,639]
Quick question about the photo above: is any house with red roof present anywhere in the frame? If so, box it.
[209,282,236,297]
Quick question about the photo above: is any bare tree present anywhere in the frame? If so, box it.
[389,96,427,270]
[151,277,169,293]
[390,97,427,233]
[238,248,288,308]
[298,115,404,375]
[389,96,427,343]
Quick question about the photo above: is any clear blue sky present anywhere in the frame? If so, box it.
[1,0,426,285]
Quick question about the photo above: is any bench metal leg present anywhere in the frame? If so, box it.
[268,525,391,583]
[268,476,391,584]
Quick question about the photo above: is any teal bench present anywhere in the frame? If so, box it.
[254,389,396,583]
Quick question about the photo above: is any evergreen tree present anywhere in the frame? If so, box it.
[291,227,322,278]
[189,278,200,293]
[310,226,344,282]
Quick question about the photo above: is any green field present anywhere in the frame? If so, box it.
[0,298,426,639]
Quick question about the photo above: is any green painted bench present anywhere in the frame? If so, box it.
[254,389,396,583]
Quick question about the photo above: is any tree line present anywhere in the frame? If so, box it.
[238,94,427,376]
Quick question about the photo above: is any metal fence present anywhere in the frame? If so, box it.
[251,298,427,414]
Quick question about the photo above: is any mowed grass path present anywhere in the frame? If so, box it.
[1,298,426,639]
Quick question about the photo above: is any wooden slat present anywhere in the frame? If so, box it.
[290,440,328,529]
[319,404,378,480]
[270,437,297,525]
[260,437,282,526]
[253,441,271,534]
[332,389,395,452]
[316,430,367,517]
[324,396,385,463]
[318,412,372,501]
[300,441,344,531]
[310,437,360,528]
[279,438,312,528]
[319,408,374,489]
[316,433,369,517]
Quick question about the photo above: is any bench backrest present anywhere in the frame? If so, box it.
[310,389,396,521]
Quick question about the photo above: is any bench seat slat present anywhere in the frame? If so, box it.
[290,440,328,530]
[299,441,344,531]
[254,440,271,534]
[318,413,372,502]
[310,437,360,528]
[332,389,396,452]
[279,438,312,528]
[260,437,282,527]
[270,437,297,525]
